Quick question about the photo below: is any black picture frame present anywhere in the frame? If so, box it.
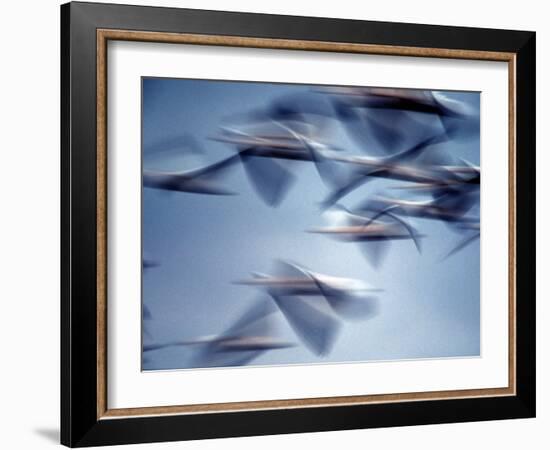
[61,1,535,447]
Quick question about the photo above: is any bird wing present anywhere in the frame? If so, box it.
[308,273,380,320]
[240,150,296,206]
[442,231,480,260]
[383,132,448,164]
[222,298,279,339]
[186,153,242,180]
[359,241,391,269]
[271,294,340,356]
[191,299,280,368]
[319,169,381,210]
[360,206,423,253]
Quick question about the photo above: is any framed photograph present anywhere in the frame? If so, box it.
[61,2,535,447]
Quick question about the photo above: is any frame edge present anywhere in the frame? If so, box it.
[61,2,536,446]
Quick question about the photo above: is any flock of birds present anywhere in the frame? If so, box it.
[142,85,481,369]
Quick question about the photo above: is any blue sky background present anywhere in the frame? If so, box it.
[141,77,480,371]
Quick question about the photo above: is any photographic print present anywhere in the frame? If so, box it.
[141,77,481,371]
[62,6,535,445]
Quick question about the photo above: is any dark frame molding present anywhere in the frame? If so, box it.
[61,2,535,447]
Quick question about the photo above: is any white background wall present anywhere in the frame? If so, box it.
[0,0,545,448]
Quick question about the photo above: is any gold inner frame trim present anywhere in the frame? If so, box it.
[96,28,517,420]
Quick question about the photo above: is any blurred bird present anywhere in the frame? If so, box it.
[212,119,338,206]
[143,153,242,195]
[359,194,478,227]
[318,133,451,208]
[224,92,336,140]
[323,86,478,152]
[235,261,380,355]
[391,157,479,195]
[308,205,423,268]
[143,133,245,195]
[328,87,473,118]
[143,299,294,368]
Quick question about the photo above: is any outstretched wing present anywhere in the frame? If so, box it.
[268,261,341,355]
[382,132,448,164]
[272,259,311,280]
[240,150,296,206]
[279,123,351,192]
[271,294,340,356]
[143,152,241,194]
[442,231,480,260]
[309,273,380,320]
[358,241,391,269]
[432,191,478,218]
[222,298,279,339]
[319,169,381,210]
[186,153,242,180]
[192,299,281,368]
[361,206,423,253]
